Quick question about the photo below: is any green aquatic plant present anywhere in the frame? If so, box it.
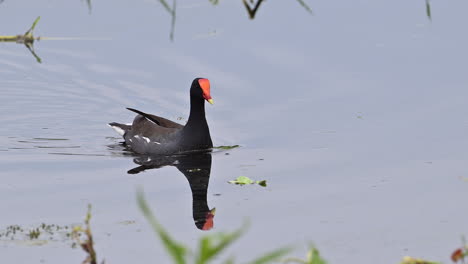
[0,223,69,241]
[214,145,240,150]
[68,197,468,264]
[72,204,102,264]
[27,228,41,239]
[0,16,42,62]
[137,188,290,264]
[228,176,267,187]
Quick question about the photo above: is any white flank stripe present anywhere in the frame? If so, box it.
[142,137,150,143]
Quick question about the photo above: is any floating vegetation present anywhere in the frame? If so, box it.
[71,204,103,264]
[214,145,240,150]
[28,228,41,239]
[228,176,267,187]
[0,16,42,63]
[0,16,40,44]
[0,223,71,242]
[0,14,107,63]
[61,194,468,264]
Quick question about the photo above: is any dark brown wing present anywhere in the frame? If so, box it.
[126,108,183,129]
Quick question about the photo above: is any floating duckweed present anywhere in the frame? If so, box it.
[0,223,72,242]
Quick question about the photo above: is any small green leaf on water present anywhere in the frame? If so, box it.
[228,176,254,185]
[214,145,240,150]
[228,176,267,187]
[256,180,267,187]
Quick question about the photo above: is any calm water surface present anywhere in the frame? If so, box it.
[1,1,468,263]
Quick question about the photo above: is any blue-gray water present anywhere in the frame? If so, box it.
[1,1,468,263]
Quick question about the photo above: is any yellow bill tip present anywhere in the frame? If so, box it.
[207,99,214,105]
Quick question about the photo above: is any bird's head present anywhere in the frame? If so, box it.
[192,78,214,105]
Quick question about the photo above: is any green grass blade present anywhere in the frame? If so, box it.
[137,189,187,264]
[222,256,235,264]
[246,247,292,264]
[25,16,41,36]
[195,228,244,264]
[307,247,327,264]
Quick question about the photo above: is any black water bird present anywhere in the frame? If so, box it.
[109,78,213,155]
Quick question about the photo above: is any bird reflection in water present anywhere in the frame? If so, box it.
[128,151,215,230]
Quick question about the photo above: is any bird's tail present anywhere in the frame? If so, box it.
[108,122,131,136]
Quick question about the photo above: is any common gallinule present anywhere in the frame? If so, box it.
[109,78,213,155]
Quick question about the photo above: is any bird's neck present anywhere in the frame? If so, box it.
[186,96,207,129]
[180,96,212,149]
